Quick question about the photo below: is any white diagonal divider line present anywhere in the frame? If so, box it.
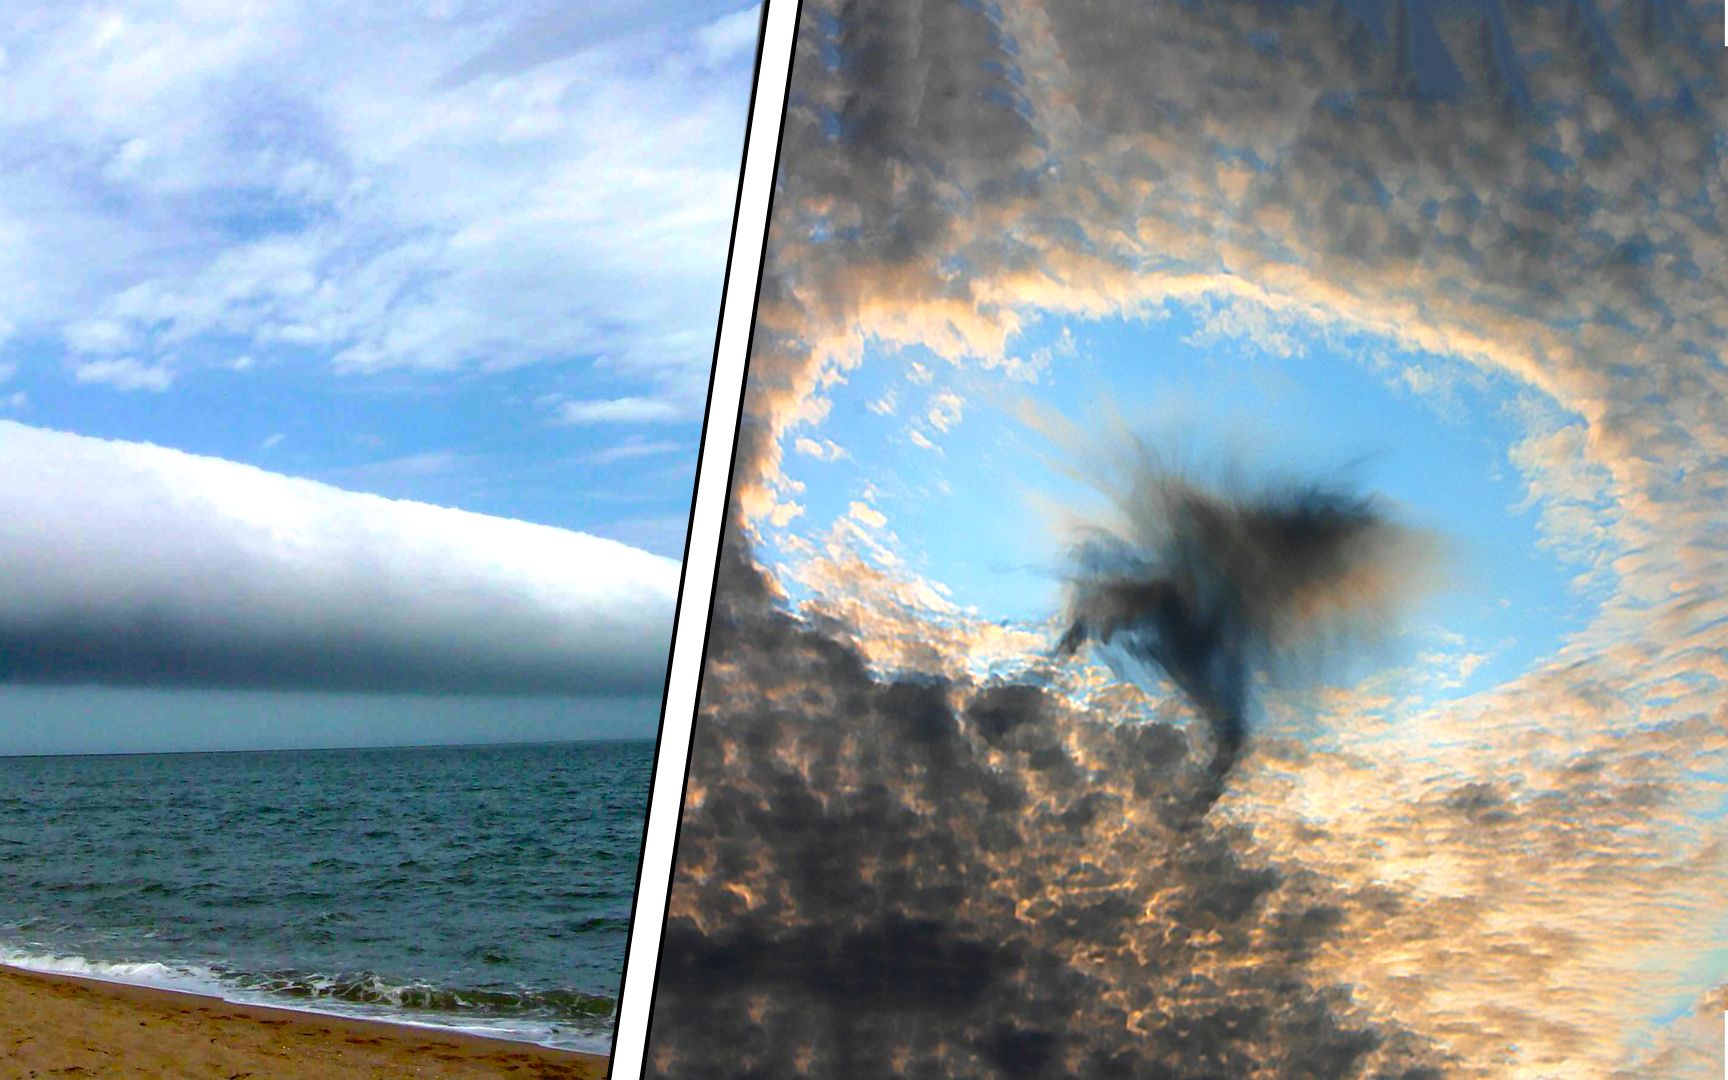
[610,0,799,1075]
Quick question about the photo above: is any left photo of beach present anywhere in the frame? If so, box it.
[0,2,763,1075]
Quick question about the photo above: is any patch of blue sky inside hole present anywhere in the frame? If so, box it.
[765,301,1606,710]
[4,334,699,558]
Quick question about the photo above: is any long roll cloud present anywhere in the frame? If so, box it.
[0,422,677,695]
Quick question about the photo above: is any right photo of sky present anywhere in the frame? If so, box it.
[648,2,1727,1077]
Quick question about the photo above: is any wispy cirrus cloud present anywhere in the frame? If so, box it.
[580,437,687,465]
[72,358,174,393]
[555,397,685,425]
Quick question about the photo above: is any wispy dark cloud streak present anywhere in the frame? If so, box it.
[1057,446,1434,807]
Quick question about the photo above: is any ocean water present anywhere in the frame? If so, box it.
[0,739,651,1053]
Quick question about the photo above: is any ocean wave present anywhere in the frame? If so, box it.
[0,946,615,1049]
[236,971,616,1021]
[0,947,223,995]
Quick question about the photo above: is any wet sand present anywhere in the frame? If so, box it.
[0,964,608,1078]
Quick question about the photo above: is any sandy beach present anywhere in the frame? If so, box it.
[0,964,608,1078]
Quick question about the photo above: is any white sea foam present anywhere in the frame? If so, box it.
[0,946,605,1053]
[0,947,227,996]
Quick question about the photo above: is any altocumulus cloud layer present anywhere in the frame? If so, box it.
[653,1,1728,1077]
[652,540,1456,1078]
[0,422,676,695]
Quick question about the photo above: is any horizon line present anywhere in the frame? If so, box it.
[0,734,656,763]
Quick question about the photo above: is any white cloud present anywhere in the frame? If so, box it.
[556,396,682,424]
[695,5,760,68]
[62,319,133,355]
[0,0,753,408]
[793,436,846,461]
[72,358,173,392]
[847,500,887,529]
[260,432,285,450]
[0,420,676,694]
[926,390,964,433]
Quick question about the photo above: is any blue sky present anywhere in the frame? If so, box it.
[0,0,760,752]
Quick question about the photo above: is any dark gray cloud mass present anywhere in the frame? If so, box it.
[647,530,1453,1078]
[0,422,677,696]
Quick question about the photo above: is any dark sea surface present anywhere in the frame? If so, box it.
[0,739,651,1053]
